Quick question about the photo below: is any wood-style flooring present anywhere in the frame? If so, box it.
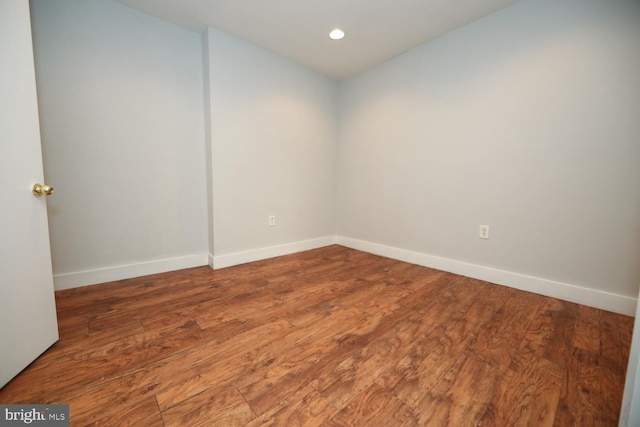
[0,245,633,426]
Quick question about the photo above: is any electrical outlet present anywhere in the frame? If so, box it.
[269,215,276,227]
[479,225,489,239]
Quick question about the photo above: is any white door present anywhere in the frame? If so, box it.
[0,0,59,388]
[620,288,640,426]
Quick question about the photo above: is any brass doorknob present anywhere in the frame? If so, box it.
[32,183,54,197]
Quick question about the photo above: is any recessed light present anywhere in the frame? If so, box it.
[329,29,345,40]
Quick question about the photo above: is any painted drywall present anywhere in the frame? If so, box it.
[205,28,338,264]
[30,0,208,288]
[336,0,640,301]
[28,0,639,314]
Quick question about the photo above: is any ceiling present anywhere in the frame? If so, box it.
[116,0,521,80]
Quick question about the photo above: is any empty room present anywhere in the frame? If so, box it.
[1,0,639,425]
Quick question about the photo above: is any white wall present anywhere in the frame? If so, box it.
[336,0,640,313]
[205,28,338,268]
[29,0,640,315]
[31,0,208,289]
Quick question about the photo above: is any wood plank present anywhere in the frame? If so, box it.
[67,318,295,424]
[245,385,335,427]
[468,291,544,371]
[325,384,417,426]
[309,276,479,411]
[413,353,501,426]
[236,274,447,416]
[380,280,510,407]
[600,309,634,375]
[572,305,602,354]
[311,312,428,411]
[160,384,255,427]
[0,245,631,426]
[85,396,164,427]
[480,352,563,427]
[237,307,393,415]
[518,298,576,366]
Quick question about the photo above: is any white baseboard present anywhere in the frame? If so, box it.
[52,236,636,316]
[336,236,636,316]
[212,236,337,269]
[53,253,208,291]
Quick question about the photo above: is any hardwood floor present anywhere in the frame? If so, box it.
[0,245,633,426]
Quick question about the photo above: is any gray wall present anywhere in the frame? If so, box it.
[30,0,640,316]
[336,0,640,303]
[205,28,338,266]
[31,0,208,288]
